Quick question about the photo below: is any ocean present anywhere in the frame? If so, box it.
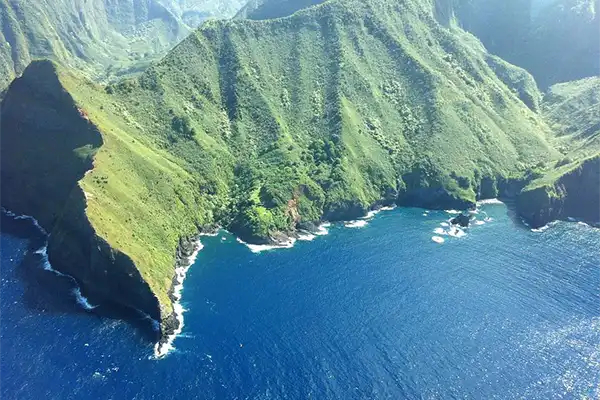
[1,202,599,399]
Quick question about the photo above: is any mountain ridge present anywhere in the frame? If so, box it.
[0,0,245,91]
[1,0,596,345]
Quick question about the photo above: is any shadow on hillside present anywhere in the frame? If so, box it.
[0,212,158,344]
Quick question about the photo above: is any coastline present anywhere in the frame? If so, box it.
[2,209,99,310]
[155,237,204,358]
[5,195,597,359]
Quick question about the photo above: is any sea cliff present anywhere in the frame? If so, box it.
[517,156,600,228]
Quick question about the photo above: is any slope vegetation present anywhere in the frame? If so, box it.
[453,0,600,88]
[0,0,244,91]
[236,0,327,19]
[518,77,600,227]
[2,0,559,339]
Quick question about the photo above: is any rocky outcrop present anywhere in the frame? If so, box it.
[451,213,471,227]
[517,156,600,228]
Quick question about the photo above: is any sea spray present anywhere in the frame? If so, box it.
[477,199,504,205]
[315,222,331,236]
[448,227,467,238]
[154,240,204,359]
[432,236,445,243]
[12,211,49,236]
[73,288,99,310]
[236,237,297,253]
[297,232,317,241]
[344,220,369,228]
[362,205,397,220]
[4,210,98,310]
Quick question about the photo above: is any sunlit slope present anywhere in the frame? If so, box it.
[518,77,600,227]
[0,0,245,91]
[235,0,327,19]
[2,0,561,329]
[110,0,556,240]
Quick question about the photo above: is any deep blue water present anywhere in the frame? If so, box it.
[1,203,599,399]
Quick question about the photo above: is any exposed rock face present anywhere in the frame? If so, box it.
[517,156,600,228]
[451,214,471,227]
[0,61,163,340]
[398,186,475,211]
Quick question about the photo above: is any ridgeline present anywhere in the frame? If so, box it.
[1,0,598,343]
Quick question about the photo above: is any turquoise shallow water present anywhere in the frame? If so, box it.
[1,203,599,399]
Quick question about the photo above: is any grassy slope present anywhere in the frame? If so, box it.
[524,77,600,191]
[54,68,215,312]
[0,0,245,91]
[3,0,561,315]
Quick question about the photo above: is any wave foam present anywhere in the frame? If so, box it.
[154,240,203,359]
[477,198,504,205]
[474,220,486,226]
[531,225,550,233]
[200,231,220,237]
[362,210,381,220]
[315,223,330,236]
[447,227,467,238]
[236,237,296,253]
[362,205,396,220]
[445,210,461,214]
[297,232,317,241]
[73,288,98,310]
[345,220,368,228]
[33,243,96,309]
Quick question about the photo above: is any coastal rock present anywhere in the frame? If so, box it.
[450,213,470,227]
[517,156,600,228]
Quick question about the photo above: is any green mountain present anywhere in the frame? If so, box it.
[518,77,600,227]
[454,0,600,88]
[3,0,595,345]
[235,0,326,19]
[162,0,247,27]
[0,0,244,92]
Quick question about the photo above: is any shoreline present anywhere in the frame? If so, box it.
[236,205,398,254]
[154,238,204,359]
[2,209,99,310]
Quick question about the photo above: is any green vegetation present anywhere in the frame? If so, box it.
[236,0,327,19]
[4,0,588,329]
[518,77,600,227]
[0,0,245,91]
[453,0,599,88]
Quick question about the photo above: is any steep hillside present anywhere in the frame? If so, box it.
[236,0,326,19]
[0,0,244,91]
[454,0,600,88]
[1,0,559,342]
[161,0,247,27]
[518,77,600,227]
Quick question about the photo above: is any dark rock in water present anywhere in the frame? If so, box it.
[451,213,470,227]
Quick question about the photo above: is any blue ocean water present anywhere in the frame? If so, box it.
[1,203,599,399]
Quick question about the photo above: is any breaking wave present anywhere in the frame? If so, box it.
[154,240,204,359]
[345,220,369,228]
[73,288,99,310]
